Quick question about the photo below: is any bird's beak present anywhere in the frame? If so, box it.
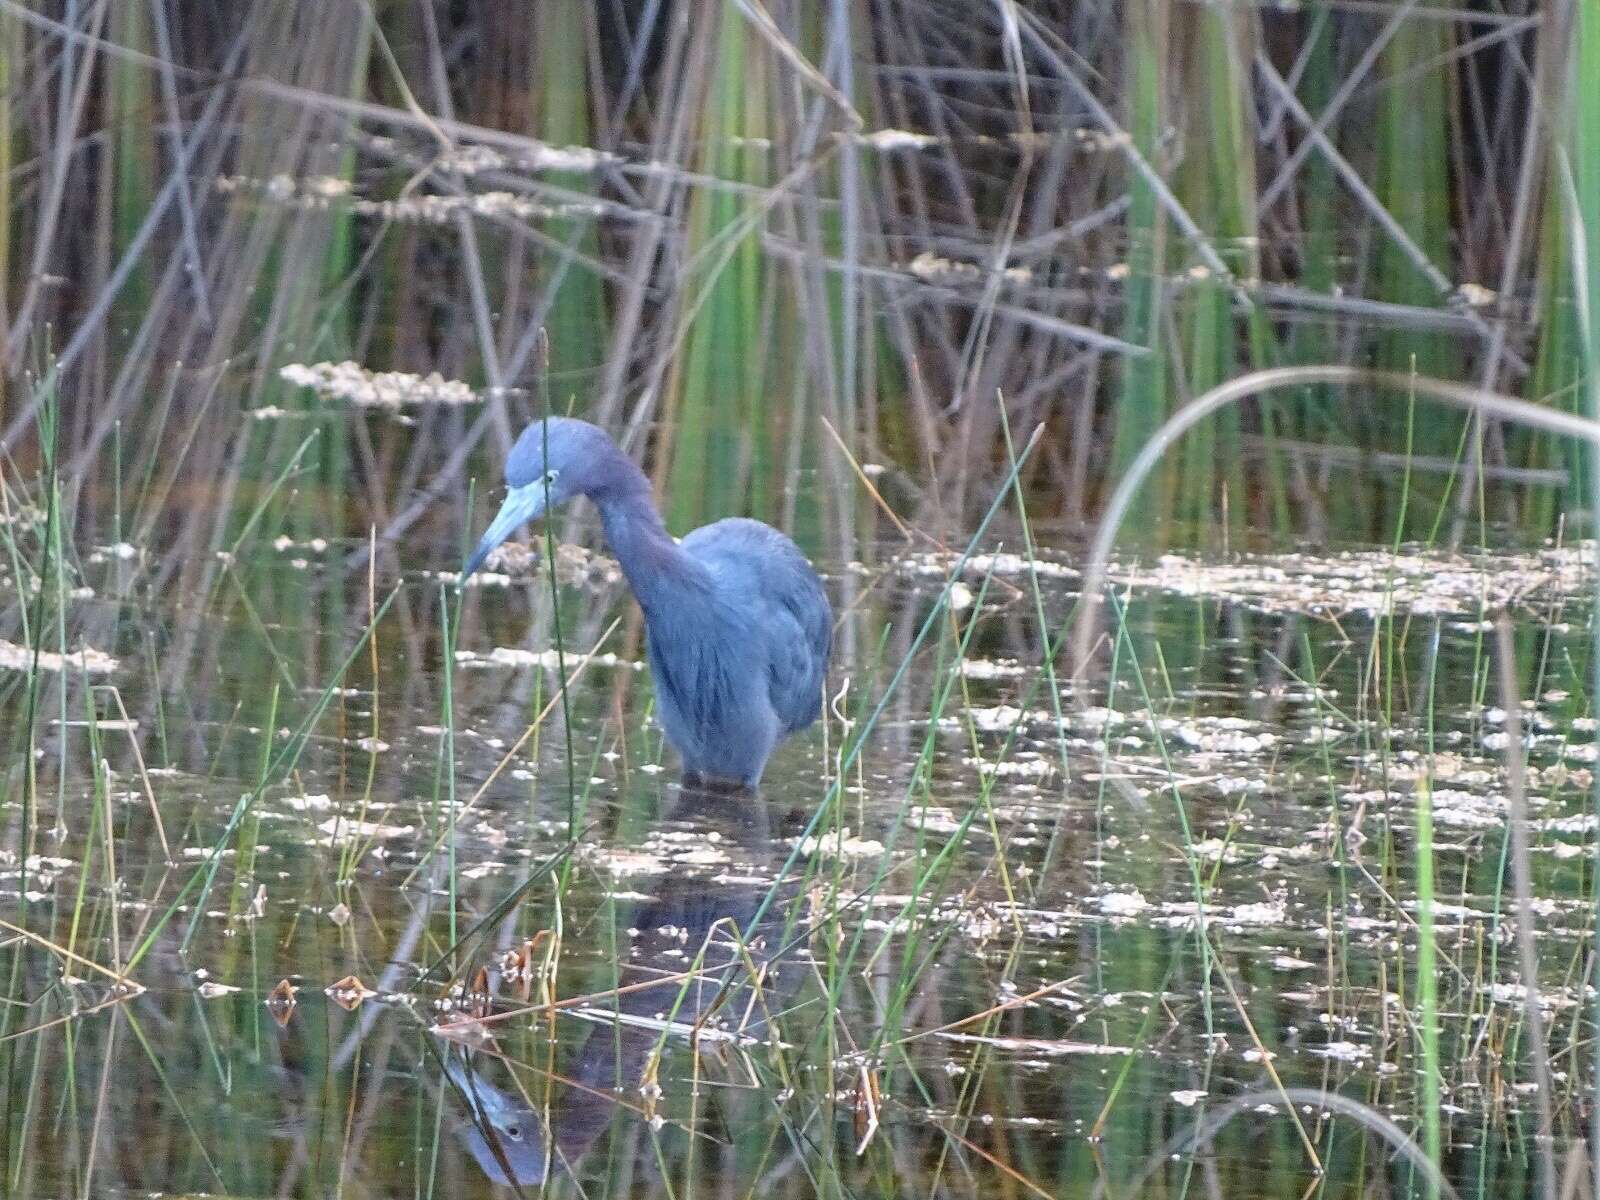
[461,483,548,582]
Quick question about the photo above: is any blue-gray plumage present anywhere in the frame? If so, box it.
[462,417,832,788]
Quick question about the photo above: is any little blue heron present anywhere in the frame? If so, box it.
[462,417,832,789]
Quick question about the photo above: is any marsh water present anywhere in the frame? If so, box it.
[1,506,1594,1199]
[4,0,1596,1190]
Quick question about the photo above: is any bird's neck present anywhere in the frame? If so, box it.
[592,462,708,609]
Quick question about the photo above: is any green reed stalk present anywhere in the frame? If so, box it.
[1285,9,1336,454]
[1574,0,1600,1179]
[996,406,1074,887]
[742,427,1042,940]
[1422,605,1448,1198]
[1415,775,1441,1198]
[1175,1,1260,539]
[2,372,60,1191]
[1518,193,1580,539]
[534,413,581,844]
[150,588,398,961]
[1111,0,1170,541]
[1376,21,1457,528]
[122,1013,222,1186]
[0,9,10,421]
[535,0,607,400]
[110,0,153,316]
[667,3,769,531]
[437,590,459,952]
[863,576,1001,1057]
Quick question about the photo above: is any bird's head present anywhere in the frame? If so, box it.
[445,1056,552,1185]
[461,417,615,579]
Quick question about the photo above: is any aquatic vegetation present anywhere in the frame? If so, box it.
[0,640,118,675]
[0,2,1593,1198]
[279,361,480,410]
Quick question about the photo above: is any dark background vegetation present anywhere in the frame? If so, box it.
[1,0,1590,567]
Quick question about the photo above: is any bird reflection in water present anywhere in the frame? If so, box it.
[444,782,806,1187]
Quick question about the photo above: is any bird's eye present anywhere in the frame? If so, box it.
[543,469,559,486]
[504,1124,522,1140]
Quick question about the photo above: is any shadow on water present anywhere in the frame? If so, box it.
[441,783,807,1188]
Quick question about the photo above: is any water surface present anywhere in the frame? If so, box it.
[1,526,1592,1198]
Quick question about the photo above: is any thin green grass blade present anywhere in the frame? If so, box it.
[1571,0,1600,1179]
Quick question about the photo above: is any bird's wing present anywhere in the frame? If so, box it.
[683,520,831,733]
[764,594,824,732]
